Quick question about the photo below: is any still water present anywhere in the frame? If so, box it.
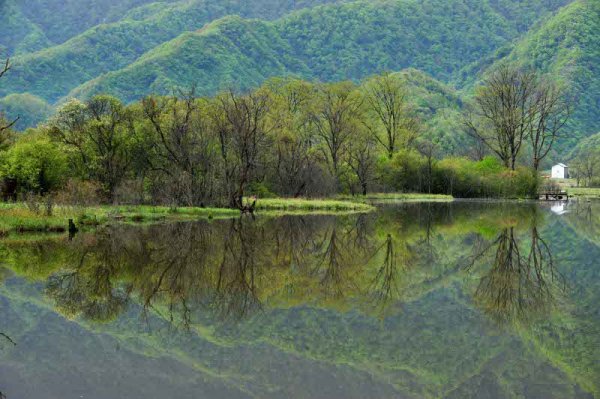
[0,201,598,398]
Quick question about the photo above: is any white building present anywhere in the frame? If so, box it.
[551,163,569,179]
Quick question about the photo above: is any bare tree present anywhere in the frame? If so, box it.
[212,90,273,210]
[417,139,440,194]
[465,65,539,170]
[573,149,599,187]
[142,89,217,206]
[364,72,419,158]
[347,134,377,196]
[0,58,19,134]
[528,79,571,171]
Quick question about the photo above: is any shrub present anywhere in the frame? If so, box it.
[381,152,538,198]
[54,179,102,207]
[0,132,68,195]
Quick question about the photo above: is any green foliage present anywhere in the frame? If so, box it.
[0,131,68,194]
[0,74,543,206]
[50,95,139,201]
[0,0,345,103]
[0,93,54,131]
[379,152,538,198]
[436,157,539,198]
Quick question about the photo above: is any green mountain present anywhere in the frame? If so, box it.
[0,0,345,103]
[2,0,598,155]
[0,0,181,55]
[458,0,600,152]
[0,93,53,131]
[568,131,600,160]
[396,68,468,155]
[0,0,569,104]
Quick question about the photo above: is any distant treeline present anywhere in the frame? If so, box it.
[1,67,569,207]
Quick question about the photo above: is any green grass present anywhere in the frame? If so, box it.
[0,198,374,236]
[337,193,454,202]
[566,187,600,198]
[252,198,374,212]
[0,203,239,236]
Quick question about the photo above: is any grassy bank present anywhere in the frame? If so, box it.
[0,203,240,235]
[337,193,454,202]
[0,198,374,236]
[254,198,374,212]
[566,187,600,198]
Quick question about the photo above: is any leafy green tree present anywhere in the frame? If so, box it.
[265,78,324,197]
[50,95,136,202]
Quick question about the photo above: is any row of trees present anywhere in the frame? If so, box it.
[0,61,573,206]
[2,72,423,206]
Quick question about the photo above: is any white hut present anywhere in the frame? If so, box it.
[551,163,569,179]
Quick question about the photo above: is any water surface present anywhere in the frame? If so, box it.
[1,201,599,398]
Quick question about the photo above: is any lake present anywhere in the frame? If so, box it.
[0,201,599,398]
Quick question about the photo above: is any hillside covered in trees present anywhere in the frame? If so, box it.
[1,0,597,158]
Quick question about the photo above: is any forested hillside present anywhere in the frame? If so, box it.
[0,0,346,103]
[0,0,343,55]
[1,0,598,156]
[0,0,180,54]
[0,0,569,105]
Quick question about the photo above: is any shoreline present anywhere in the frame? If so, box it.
[0,197,381,236]
[0,195,455,236]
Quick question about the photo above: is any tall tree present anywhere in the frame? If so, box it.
[211,90,273,210]
[267,78,319,197]
[364,72,419,158]
[311,82,363,187]
[347,132,377,196]
[142,90,217,206]
[528,79,570,171]
[465,64,537,170]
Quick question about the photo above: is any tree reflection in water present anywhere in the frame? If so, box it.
[468,222,565,325]
[33,213,415,325]
[3,202,571,331]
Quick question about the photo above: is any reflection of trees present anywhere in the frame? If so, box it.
[45,232,130,322]
[369,234,401,312]
[134,222,211,328]
[214,218,263,320]
[469,226,564,325]
[0,332,15,346]
[9,208,455,326]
